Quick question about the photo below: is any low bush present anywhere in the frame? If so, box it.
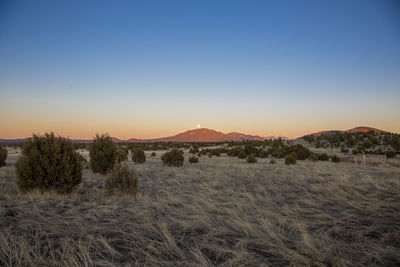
[15,132,82,194]
[131,148,146,163]
[104,162,138,196]
[331,155,341,163]
[285,152,297,165]
[116,148,129,162]
[0,144,7,167]
[162,148,184,167]
[246,154,257,163]
[78,154,89,169]
[151,152,156,157]
[385,150,396,159]
[309,153,319,161]
[189,146,199,154]
[188,156,199,163]
[340,147,349,153]
[318,153,329,161]
[89,133,118,175]
[238,150,247,159]
[270,158,276,164]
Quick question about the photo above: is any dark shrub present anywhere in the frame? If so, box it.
[270,158,276,164]
[331,155,341,163]
[131,148,146,163]
[151,152,156,157]
[89,133,118,175]
[244,145,257,155]
[385,150,396,159]
[340,147,349,153]
[188,156,199,163]
[105,162,138,196]
[285,152,297,165]
[116,148,128,162]
[238,150,247,159]
[309,153,319,161]
[289,144,311,160]
[257,149,269,158]
[189,146,199,154]
[318,153,329,161]
[246,154,257,163]
[77,154,89,169]
[15,133,82,194]
[0,144,7,167]
[162,148,184,167]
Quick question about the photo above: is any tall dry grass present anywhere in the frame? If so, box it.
[0,150,399,266]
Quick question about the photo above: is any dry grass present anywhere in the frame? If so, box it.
[1,149,400,266]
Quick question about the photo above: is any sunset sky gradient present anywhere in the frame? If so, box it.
[1,0,399,139]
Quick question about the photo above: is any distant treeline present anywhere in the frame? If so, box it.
[302,131,400,157]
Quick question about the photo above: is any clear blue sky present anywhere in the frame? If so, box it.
[1,0,399,139]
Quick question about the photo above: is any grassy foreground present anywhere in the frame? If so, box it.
[1,151,400,266]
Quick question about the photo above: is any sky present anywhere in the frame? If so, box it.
[1,0,399,139]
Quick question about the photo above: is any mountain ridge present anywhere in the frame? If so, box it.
[0,128,286,144]
[308,126,386,137]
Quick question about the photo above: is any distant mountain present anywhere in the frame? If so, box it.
[149,128,266,143]
[0,138,28,144]
[0,128,276,144]
[306,126,387,137]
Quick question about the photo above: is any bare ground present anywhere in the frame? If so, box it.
[1,150,400,266]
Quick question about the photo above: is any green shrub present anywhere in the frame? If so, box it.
[131,148,146,163]
[15,133,82,194]
[105,162,138,196]
[151,152,156,157]
[309,153,319,161]
[162,148,184,167]
[340,147,349,153]
[189,146,199,154]
[246,154,257,163]
[238,150,247,159]
[331,155,341,163]
[0,144,7,167]
[385,150,396,159]
[285,152,297,165]
[77,154,89,169]
[318,153,329,161]
[289,144,310,160]
[257,149,269,158]
[89,133,118,175]
[116,148,128,162]
[188,156,199,163]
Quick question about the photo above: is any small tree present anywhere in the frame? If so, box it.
[318,153,329,161]
[238,150,247,159]
[131,148,146,163]
[0,144,7,167]
[188,156,199,163]
[151,152,156,157]
[162,148,184,167]
[189,146,199,154]
[15,133,82,194]
[105,162,138,196]
[285,152,297,165]
[331,155,341,163]
[116,147,129,162]
[246,154,257,163]
[89,133,118,175]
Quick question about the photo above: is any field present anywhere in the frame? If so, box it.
[1,148,400,266]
